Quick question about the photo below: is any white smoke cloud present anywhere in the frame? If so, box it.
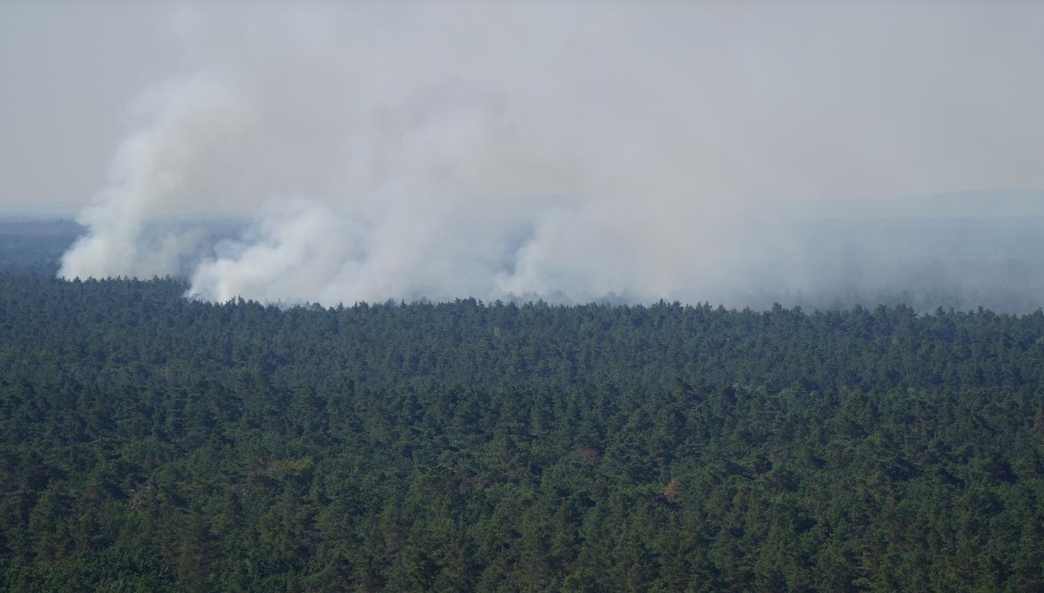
[55,2,1044,307]
[59,74,253,278]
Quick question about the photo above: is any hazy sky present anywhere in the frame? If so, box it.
[2,1,1043,215]
[3,1,1044,307]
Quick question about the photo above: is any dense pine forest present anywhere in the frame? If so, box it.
[2,267,1044,592]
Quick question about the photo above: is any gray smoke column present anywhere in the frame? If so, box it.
[56,3,1044,307]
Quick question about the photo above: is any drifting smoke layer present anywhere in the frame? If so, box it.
[58,3,1044,307]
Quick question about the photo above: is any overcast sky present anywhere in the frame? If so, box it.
[2,2,1044,216]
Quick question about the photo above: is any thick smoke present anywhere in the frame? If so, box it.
[59,75,253,278]
[57,3,1044,308]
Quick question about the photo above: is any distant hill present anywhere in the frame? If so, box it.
[0,218,84,236]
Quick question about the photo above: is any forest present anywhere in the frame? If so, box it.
[5,0,1044,590]
[2,261,1044,592]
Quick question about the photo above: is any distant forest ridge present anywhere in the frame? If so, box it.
[3,188,1044,312]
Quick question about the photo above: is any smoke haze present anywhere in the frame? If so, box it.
[2,2,1042,307]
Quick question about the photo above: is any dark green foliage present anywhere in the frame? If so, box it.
[0,220,81,276]
[2,274,1044,591]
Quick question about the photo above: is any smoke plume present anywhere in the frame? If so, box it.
[56,3,1044,309]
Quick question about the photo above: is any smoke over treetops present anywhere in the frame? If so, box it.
[51,3,1044,309]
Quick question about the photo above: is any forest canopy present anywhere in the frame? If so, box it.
[4,1,1044,590]
[2,270,1044,592]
